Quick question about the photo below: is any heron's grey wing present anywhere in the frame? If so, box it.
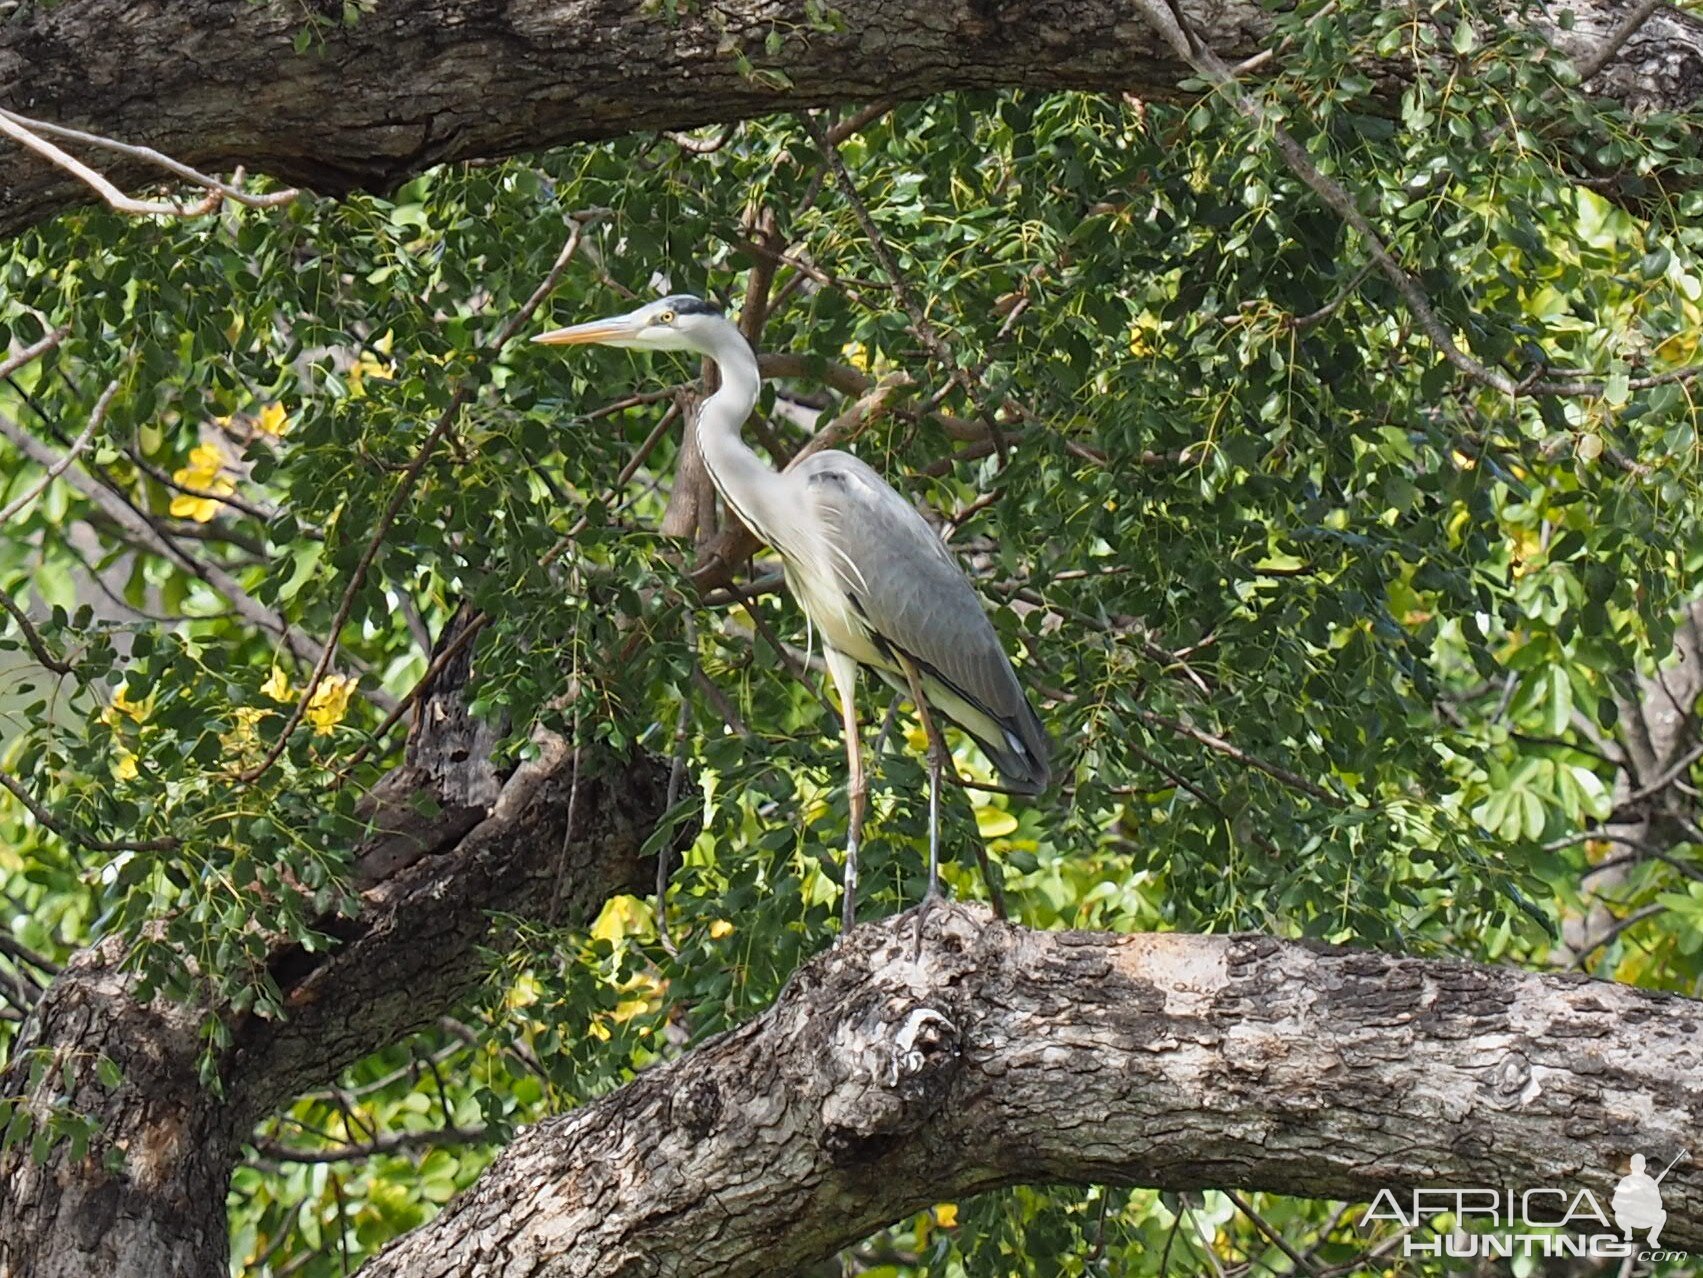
[792,450,1050,793]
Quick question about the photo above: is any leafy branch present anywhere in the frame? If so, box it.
[1129,0,1703,402]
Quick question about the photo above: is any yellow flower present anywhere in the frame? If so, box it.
[219,707,271,769]
[1507,525,1544,579]
[505,971,542,1012]
[254,403,291,438]
[260,666,292,703]
[112,749,139,782]
[609,972,667,1024]
[591,894,652,945]
[348,347,396,399]
[304,675,355,735]
[934,1203,959,1228]
[169,443,235,522]
[101,683,152,726]
[708,919,735,940]
[839,340,891,374]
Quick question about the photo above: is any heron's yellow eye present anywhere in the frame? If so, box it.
[657,309,676,324]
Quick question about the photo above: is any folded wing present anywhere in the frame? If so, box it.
[790,450,1051,794]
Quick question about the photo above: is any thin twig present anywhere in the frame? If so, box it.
[1574,0,1667,84]
[691,665,750,737]
[0,108,297,216]
[1288,262,1376,331]
[1570,903,1665,969]
[663,123,740,154]
[124,436,277,525]
[0,931,60,978]
[0,325,70,382]
[0,769,180,852]
[757,351,989,443]
[826,99,899,146]
[1225,1190,1323,1276]
[1623,740,1703,806]
[0,585,73,674]
[1136,708,1338,804]
[0,377,117,527]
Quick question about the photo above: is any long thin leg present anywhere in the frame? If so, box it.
[897,655,948,953]
[825,648,864,933]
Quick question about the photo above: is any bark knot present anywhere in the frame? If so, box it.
[819,997,962,1163]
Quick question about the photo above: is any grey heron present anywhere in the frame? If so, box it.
[535,294,1049,930]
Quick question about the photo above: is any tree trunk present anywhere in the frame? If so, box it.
[0,935,238,1278]
[9,804,1703,1275]
[363,903,1703,1277]
[1,0,1700,239]
[0,701,677,1278]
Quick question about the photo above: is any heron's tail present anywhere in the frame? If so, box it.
[881,661,1053,797]
[972,702,1051,796]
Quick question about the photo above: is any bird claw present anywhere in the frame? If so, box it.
[910,890,942,960]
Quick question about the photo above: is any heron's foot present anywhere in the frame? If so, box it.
[910,886,944,960]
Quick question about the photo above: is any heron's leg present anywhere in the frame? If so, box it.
[897,656,950,956]
[895,657,947,900]
[825,649,864,933]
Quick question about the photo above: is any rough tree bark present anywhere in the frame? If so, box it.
[5,3,1703,1274]
[1,0,1701,239]
[364,903,1703,1276]
[0,632,679,1278]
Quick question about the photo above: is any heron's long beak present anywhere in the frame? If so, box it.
[532,317,641,347]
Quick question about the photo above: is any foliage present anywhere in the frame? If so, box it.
[2,0,1702,1270]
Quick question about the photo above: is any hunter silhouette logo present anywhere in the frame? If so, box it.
[1361,1151,1689,1262]
[1614,1151,1683,1247]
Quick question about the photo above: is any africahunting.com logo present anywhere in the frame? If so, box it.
[1360,1150,1688,1262]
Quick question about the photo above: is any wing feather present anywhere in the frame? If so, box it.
[791,450,1050,792]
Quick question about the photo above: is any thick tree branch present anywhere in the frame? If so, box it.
[2,0,1700,239]
[0,651,678,1278]
[364,903,1703,1276]
[0,108,296,219]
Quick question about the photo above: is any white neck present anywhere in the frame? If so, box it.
[692,322,784,548]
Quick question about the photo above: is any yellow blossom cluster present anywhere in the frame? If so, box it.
[254,403,291,438]
[171,403,292,522]
[256,666,355,735]
[221,667,356,764]
[169,444,236,522]
[304,676,355,735]
[348,333,396,398]
[101,684,152,780]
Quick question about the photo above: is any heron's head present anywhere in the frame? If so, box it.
[533,294,727,355]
